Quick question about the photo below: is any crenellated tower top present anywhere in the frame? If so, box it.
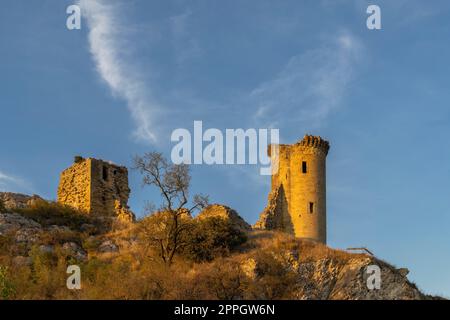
[259,134,330,243]
[297,134,330,155]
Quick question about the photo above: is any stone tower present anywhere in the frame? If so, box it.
[57,156,134,221]
[255,135,330,243]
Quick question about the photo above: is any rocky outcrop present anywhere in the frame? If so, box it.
[0,210,439,300]
[0,192,44,211]
[324,258,421,300]
[0,212,42,244]
[62,242,88,261]
[98,240,119,253]
[197,204,251,232]
[237,233,427,300]
[0,212,88,262]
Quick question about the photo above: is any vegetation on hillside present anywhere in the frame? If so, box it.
[0,152,433,300]
[0,218,344,300]
[0,152,250,299]
[0,211,249,299]
[16,200,94,230]
[0,199,5,213]
[133,152,209,265]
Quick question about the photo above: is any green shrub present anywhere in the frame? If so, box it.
[0,266,16,300]
[182,217,247,262]
[39,228,81,246]
[0,235,12,253]
[82,237,102,252]
[16,200,91,229]
[245,251,297,299]
[0,199,6,213]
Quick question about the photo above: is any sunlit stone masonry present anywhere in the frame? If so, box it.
[255,135,330,244]
[57,156,135,222]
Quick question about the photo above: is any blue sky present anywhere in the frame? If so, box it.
[1,0,450,297]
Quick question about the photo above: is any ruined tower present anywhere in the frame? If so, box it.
[57,156,134,222]
[255,135,330,243]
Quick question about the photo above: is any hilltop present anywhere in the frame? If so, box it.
[0,194,438,300]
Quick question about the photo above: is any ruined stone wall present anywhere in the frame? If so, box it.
[57,159,91,213]
[89,158,130,217]
[57,157,134,221]
[254,185,292,233]
[256,135,329,243]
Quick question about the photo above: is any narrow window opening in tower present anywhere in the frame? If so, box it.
[309,202,314,214]
[102,166,108,181]
[302,161,307,173]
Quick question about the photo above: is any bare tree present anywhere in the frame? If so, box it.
[133,152,208,266]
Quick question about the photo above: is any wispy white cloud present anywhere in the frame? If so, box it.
[0,171,32,193]
[211,31,364,187]
[250,31,364,130]
[78,0,161,143]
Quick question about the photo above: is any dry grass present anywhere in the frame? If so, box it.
[16,200,92,229]
[245,230,367,263]
[0,217,378,300]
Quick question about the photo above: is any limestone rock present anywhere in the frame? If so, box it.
[0,212,42,244]
[62,242,87,261]
[0,212,42,230]
[197,204,251,232]
[98,240,119,253]
[235,235,426,300]
[48,225,71,233]
[0,213,79,248]
[0,192,44,211]
[328,258,421,300]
